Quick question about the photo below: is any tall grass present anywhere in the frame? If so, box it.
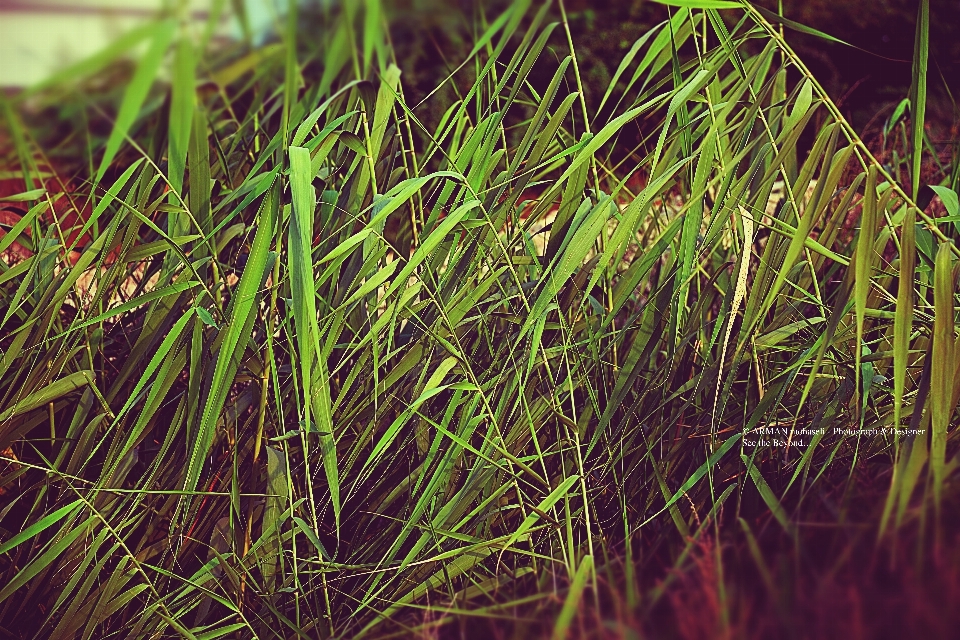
[0,0,957,637]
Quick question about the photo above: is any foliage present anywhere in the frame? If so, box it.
[0,0,957,637]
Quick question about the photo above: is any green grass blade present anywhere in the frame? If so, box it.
[552,554,593,640]
[909,0,929,199]
[95,21,176,185]
[931,241,954,511]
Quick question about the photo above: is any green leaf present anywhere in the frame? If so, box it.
[262,446,288,591]
[53,282,202,340]
[502,475,579,552]
[289,145,340,531]
[931,241,954,509]
[0,188,45,203]
[168,33,196,195]
[0,500,82,556]
[742,454,796,539]
[195,307,217,328]
[96,20,176,185]
[653,0,739,8]
[855,166,878,404]
[0,371,94,424]
[552,554,593,640]
[931,185,960,234]
[183,184,275,510]
[0,516,96,603]
[908,0,929,199]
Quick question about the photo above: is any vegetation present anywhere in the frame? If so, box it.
[0,0,958,637]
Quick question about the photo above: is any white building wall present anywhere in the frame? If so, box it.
[0,0,277,87]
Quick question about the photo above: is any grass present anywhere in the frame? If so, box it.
[0,0,958,637]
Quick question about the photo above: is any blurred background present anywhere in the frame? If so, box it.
[0,0,275,87]
[3,0,957,134]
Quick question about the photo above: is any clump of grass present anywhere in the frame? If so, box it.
[0,0,957,637]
